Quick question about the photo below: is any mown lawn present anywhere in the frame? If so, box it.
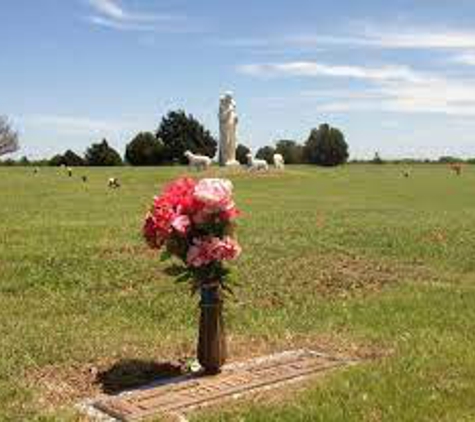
[0,165,475,421]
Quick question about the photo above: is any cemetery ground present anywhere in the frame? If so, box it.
[1,165,475,421]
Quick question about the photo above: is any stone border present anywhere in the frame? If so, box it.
[79,349,358,421]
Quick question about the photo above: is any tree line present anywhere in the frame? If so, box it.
[3,109,474,166]
[0,110,352,167]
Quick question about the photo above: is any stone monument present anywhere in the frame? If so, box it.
[219,92,239,167]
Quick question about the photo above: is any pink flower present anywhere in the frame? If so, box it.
[211,236,241,261]
[186,241,208,267]
[219,201,240,221]
[186,237,242,267]
[194,179,234,212]
[143,176,241,268]
[171,214,191,235]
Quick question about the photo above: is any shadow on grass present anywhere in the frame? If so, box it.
[95,359,185,394]
[163,264,187,277]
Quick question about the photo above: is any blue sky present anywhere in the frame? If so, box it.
[2,0,475,159]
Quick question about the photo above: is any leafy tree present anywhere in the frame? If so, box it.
[63,150,85,166]
[49,154,64,166]
[49,150,86,166]
[256,146,275,163]
[372,152,384,164]
[0,116,19,157]
[0,158,15,166]
[275,140,305,164]
[304,123,349,167]
[125,132,166,166]
[438,156,462,164]
[156,110,217,164]
[236,144,251,165]
[85,139,122,166]
[19,156,30,166]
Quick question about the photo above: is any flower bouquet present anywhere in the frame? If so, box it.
[143,177,241,373]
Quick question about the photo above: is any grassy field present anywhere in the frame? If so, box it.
[1,165,475,421]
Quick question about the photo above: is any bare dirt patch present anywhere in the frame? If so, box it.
[26,333,387,413]
[257,251,436,299]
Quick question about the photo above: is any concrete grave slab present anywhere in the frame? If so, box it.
[84,350,357,421]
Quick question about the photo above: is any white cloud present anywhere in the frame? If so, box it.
[88,16,155,32]
[379,78,475,116]
[224,23,475,52]
[235,21,475,117]
[88,0,125,20]
[452,53,475,66]
[238,61,423,83]
[241,59,475,116]
[363,28,475,50]
[287,29,475,50]
[311,78,475,116]
[85,0,185,32]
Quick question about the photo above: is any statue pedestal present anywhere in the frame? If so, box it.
[224,160,240,168]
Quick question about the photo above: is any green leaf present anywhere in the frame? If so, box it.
[160,250,172,262]
[175,272,192,283]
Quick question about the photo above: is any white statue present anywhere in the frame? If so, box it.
[273,153,285,170]
[219,92,239,167]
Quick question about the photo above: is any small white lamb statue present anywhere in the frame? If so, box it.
[184,151,212,171]
[273,153,285,170]
[246,153,269,171]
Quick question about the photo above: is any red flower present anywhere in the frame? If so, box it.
[152,205,175,238]
[157,178,200,215]
[143,177,242,270]
[143,212,159,248]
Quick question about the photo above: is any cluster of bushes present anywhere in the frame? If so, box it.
[125,111,217,166]
[251,123,349,167]
[3,110,475,168]
[0,108,353,167]
[0,110,217,167]
[48,140,123,167]
[50,110,216,167]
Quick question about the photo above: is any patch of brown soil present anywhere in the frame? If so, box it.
[423,229,447,245]
[27,357,187,411]
[227,333,391,363]
[257,252,435,299]
[26,334,388,412]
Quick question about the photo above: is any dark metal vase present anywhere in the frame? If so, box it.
[197,283,227,374]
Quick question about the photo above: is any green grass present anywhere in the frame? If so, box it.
[1,165,475,421]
